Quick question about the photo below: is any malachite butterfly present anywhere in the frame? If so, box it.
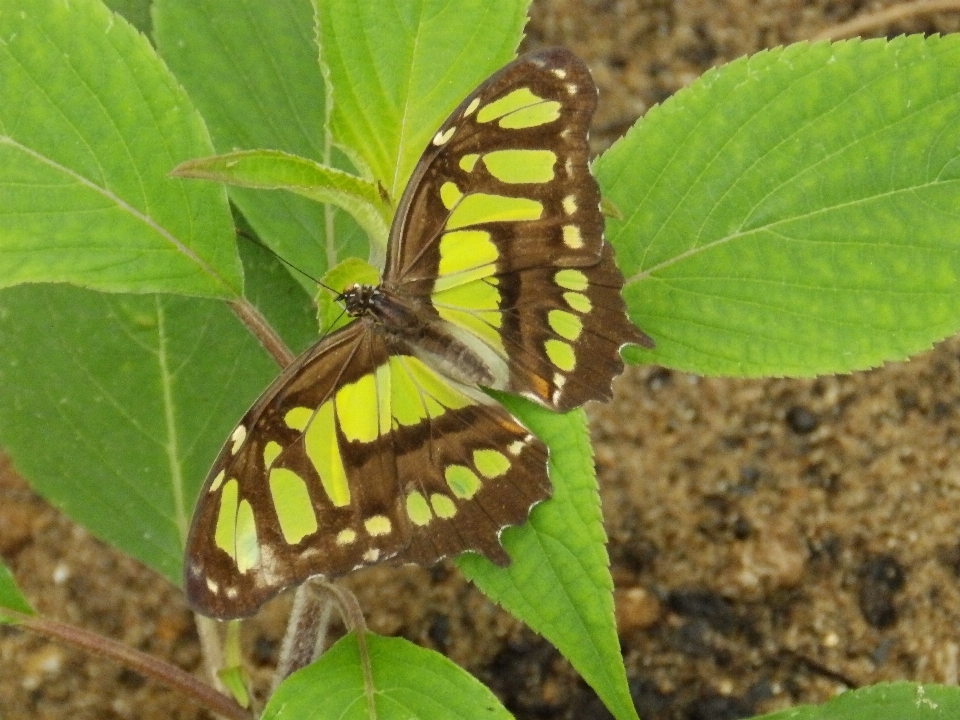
[184,48,653,618]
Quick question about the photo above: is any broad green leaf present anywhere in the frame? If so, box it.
[153,0,367,286]
[262,633,514,720]
[597,35,960,377]
[459,400,636,720]
[172,151,390,244]
[0,560,33,624]
[756,683,960,720]
[0,285,278,584]
[0,0,240,299]
[316,0,529,203]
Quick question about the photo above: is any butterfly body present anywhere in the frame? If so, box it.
[185,48,652,619]
[337,283,503,391]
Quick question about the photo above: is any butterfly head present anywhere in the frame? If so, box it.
[337,283,381,317]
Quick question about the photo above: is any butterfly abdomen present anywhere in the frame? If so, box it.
[342,283,503,391]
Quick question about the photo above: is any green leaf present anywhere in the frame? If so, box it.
[316,0,529,202]
[0,560,33,624]
[153,0,367,286]
[0,285,278,585]
[755,683,960,720]
[597,35,960,377]
[171,151,390,244]
[459,400,636,720]
[262,633,514,720]
[0,0,240,299]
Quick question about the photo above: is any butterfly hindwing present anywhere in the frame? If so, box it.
[185,323,549,618]
[389,390,549,567]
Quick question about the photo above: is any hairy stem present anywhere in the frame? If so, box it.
[228,298,296,367]
[813,0,960,40]
[7,610,249,720]
[272,582,333,692]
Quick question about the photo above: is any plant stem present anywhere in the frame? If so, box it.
[228,298,296,367]
[813,0,960,40]
[272,582,333,692]
[6,610,249,720]
[312,580,376,718]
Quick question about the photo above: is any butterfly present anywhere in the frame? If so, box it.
[184,47,653,619]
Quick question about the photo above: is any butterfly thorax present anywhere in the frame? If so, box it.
[338,283,422,331]
[338,283,502,390]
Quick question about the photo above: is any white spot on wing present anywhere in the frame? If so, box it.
[566,83,577,95]
[258,546,282,585]
[226,587,238,599]
[336,529,357,546]
[205,578,219,593]
[553,68,568,79]
[230,425,247,454]
[363,548,380,563]
[552,373,567,404]
[433,125,456,146]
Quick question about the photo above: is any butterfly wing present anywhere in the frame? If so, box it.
[184,320,548,619]
[382,48,652,412]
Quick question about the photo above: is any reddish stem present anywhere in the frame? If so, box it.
[813,0,960,40]
[7,610,249,720]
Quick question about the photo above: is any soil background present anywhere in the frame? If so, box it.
[3,1,960,719]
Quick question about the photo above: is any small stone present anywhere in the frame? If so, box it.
[786,406,819,434]
[858,554,905,628]
[614,587,661,633]
[666,589,738,634]
[52,562,70,584]
[727,527,807,596]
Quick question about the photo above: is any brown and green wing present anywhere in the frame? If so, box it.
[493,241,652,410]
[184,321,548,619]
[384,48,605,290]
[383,47,652,412]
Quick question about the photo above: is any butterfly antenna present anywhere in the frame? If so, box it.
[235,228,341,298]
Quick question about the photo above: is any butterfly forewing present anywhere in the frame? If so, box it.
[384,48,651,411]
[385,48,603,293]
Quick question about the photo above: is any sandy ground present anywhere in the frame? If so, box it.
[3,1,960,718]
